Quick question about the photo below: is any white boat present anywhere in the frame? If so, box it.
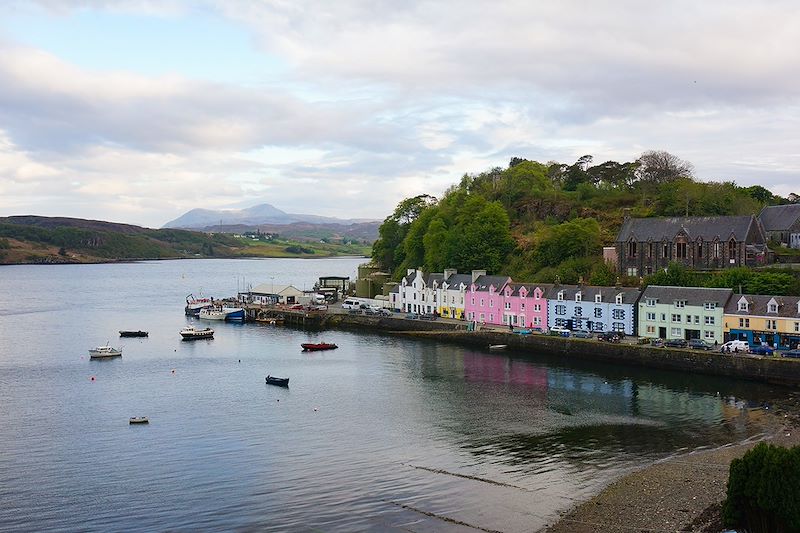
[129,416,149,424]
[198,308,227,320]
[184,294,213,316]
[489,344,508,351]
[89,345,122,359]
[180,325,214,340]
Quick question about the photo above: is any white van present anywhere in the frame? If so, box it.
[720,340,750,353]
[341,299,360,310]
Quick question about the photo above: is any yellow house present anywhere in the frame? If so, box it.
[723,294,800,349]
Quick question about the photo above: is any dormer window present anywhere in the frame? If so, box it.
[737,297,748,312]
[675,300,686,308]
[704,302,716,311]
[768,299,778,313]
[575,292,582,302]
[557,291,564,301]
[616,294,623,305]
[595,294,602,303]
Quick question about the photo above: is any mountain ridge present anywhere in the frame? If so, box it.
[163,203,379,229]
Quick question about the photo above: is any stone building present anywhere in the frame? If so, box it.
[759,204,800,249]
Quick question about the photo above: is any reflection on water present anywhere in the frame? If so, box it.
[0,259,784,532]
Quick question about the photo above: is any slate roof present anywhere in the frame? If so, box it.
[616,216,758,242]
[504,282,554,297]
[544,285,642,304]
[640,285,733,307]
[724,294,800,318]
[425,273,444,287]
[759,205,800,232]
[442,273,472,288]
[471,274,512,292]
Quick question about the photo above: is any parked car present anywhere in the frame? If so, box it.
[720,340,750,353]
[688,339,713,351]
[664,338,688,348]
[597,331,620,343]
[549,326,571,337]
[289,303,304,310]
[572,330,593,339]
[650,338,664,347]
[749,344,775,356]
[405,313,419,320]
[378,309,392,317]
[419,313,437,321]
[783,349,800,359]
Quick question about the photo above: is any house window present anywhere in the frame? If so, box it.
[504,302,511,310]
[557,291,564,301]
[533,317,541,325]
[675,300,686,308]
[521,303,526,310]
[694,316,700,325]
[612,322,625,332]
[767,319,778,330]
[533,304,540,312]
[704,330,715,340]
[713,241,720,259]
[662,242,669,257]
[574,307,583,316]
[671,327,682,337]
[612,309,625,320]
[705,316,715,325]
[595,294,602,303]
[480,313,485,321]
[794,322,799,332]
[768,302,778,313]
[471,297,475,305]
[489,299,494,307]
[480,299,484,307]
[648,242,655,258]
[646,312,656,321]
[697,240,703,258]
[627,267,638,277]
[646,325,656,334]
[671,314,681,322]
[739,318,750,328]
[555,318,566,327]
[575,293,582,302]
[646,298,656,307]
[555,305,566,315]
[661,313,666,321]
[676,242,687,259]
[628,240,637,257]
[704,302,716,311]
[729,239,737,259]
[738,301,748,311]
[594,308,602,318]
[616,294,623,305]
[686,314,691,323]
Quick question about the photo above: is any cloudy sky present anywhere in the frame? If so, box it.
[1,1,799,228]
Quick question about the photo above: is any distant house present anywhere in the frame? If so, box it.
[501,282,553,330]
[759,205,800,249]
[398,268,442,314]
[464,272,513,325]
[724,294,800,349]
[437,269,472,319]
[546,285,641,335]
[615,215,769,276]
[638,286,732,343]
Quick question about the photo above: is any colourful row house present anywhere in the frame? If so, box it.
[500,282,553,330]
[436,269,473,319]
[547,285,641,335]
[464,273,512,325]
[724,294,800,350]
[638,286,731,343]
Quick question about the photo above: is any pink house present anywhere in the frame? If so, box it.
[464,273,512,325]
[501,282,553,330]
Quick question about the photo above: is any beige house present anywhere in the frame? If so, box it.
[247,283,304,305]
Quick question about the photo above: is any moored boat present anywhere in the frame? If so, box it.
[180,325,214,340]
[119,330,148,337]
[129,416,149,424]
[222,307,245,321]
[89,345,122,359]
[265,375,289,387]
[301,342,337,351]
[185,294,213,316]
[489,344,508,351]
[198,308,227,320]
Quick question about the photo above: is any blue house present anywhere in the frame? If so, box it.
[545,285,641,335]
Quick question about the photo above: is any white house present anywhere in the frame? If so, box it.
[247,283,304,305]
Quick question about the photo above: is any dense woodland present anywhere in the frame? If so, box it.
[372,151,800,295]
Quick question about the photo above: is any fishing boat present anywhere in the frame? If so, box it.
[129,416,149,424]
[221,307,245,321]
[89,345,122,359]
[489,344,508,351]
[119,330,148,337]
[180,325,214,340]
[184,294,213,316]
[301,342,338,351]
[265,375,289,387]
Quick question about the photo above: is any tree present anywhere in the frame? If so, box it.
[644,263,699,288]
[533,218,602,268]
[448,201,514,273]
[635,150,694,186]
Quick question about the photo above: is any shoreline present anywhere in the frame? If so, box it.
[0,254,370,266]
[544,400,800,533]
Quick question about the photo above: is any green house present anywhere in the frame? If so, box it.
[638,286,733,343]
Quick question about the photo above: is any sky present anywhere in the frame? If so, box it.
[1,1,799,228]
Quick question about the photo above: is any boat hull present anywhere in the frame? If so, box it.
[265,376,289,387]
[198,309,227,320]
[301,343,337,351]
[119,331,148,337]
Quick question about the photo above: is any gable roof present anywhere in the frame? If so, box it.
[471,274,512,292]
[616,216,758,243]
[724,293,800,317]
[759,205,800,232]
[442,273,472,288]
[544,284,641,303]
[504,282,554,297]
[641,285,733,307]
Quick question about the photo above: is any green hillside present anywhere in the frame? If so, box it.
[372,151,799,290]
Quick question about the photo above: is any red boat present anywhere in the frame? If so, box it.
[301,342,338,351]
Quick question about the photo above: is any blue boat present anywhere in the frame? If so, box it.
[222,307,245,321]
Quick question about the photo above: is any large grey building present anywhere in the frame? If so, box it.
[759,204,800,249]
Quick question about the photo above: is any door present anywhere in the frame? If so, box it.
[659,327,667,339]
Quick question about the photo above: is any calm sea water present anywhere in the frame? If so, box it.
[0,258,783,532]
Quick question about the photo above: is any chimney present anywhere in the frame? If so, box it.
[444,268,457,280]
[471,269,486,283]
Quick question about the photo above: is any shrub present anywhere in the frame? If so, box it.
[722,442,800,532]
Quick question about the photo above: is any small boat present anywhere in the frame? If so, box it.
[119,330,149,337]
[489,344,508,351]
[301,342,338,351]
[265,375,289,387]
[89,345,122,359]
[129,416,149,424]
[185,294,213,316]
[180,325,214,340]
[198,308,228,320]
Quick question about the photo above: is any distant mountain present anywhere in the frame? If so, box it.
[162,203,378,229]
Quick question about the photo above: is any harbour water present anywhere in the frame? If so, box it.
[0,258,785,532]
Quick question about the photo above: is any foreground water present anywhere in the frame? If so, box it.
[0,259,785,532]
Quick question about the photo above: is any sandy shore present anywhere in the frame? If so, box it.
[545,398,800,533]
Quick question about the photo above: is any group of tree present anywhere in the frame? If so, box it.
[372,151,799,289]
